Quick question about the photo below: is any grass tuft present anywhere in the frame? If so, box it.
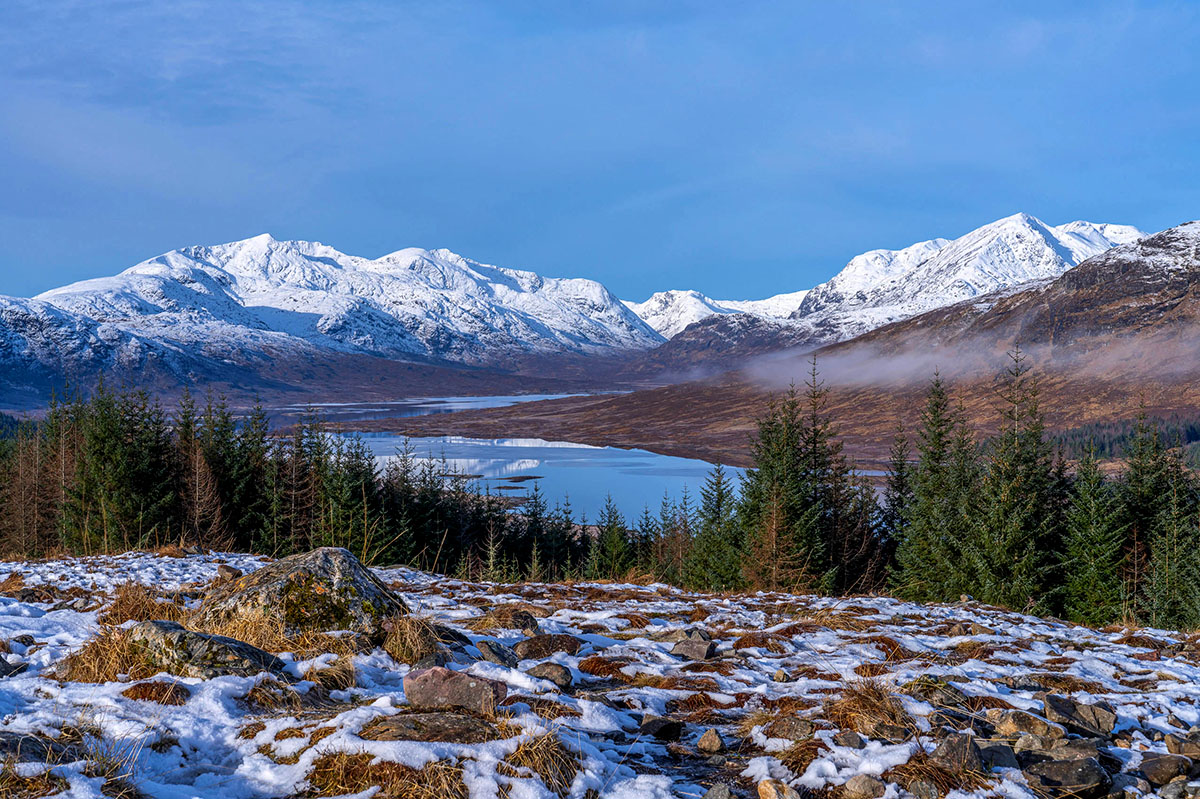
[304,752,467,798]
[99,583,184,626]
[0,758,70,798]
[121,681,191,705]
[56,627,157,683]
[505,732,579,796]
[381,616,443,666]
[823,678,917,738]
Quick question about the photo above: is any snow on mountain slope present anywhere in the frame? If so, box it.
[623,290,741,338]
[9,235,664,380]
[626,214,1143,347]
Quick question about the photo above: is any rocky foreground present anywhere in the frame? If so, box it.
[1,549,1200,799]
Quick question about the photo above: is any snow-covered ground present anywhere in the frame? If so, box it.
[1,551,1197,798]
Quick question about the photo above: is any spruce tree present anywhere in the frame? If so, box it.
[1061,447,1125,625]
[683,464,744,590]
[963,349,1055,612]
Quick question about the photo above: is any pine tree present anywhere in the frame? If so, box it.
[1061,447,1126,625]
[589,495,630,579]
[893,373,962,600]
[962,349,1055,612]
[683,464,744,590]
[881,425,913,545]
[1139,462,1200,628]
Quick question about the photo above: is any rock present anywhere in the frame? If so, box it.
[10,634,35,648]
[1166,733,1200,758]
[485,606,542,635]
[0,659,27,678]
[402,667,507,716]
[1110,774,1151,796]
[360,711,501,744]
[671,638,717,660]
[758,779,802,799]
[774,669,790,682]
[414,647,455,670]
[930,707,992,736]
[1043,695,1117,739]
[980,740,1020,770]
[513,634,583,661]
[930,733,985,773]
[905,779,941,799]
[1050,738,1104,761]
[698,728,724,754]
[987,709,1066,739]
[1137,753,1192,786]
[476,640,519,669]
[873,722,915,743]
[764,717,815,741]
[1160,784,1187,799]
[1023,757,1112,799]
[196,547,408,638]
[843,774,887,799]
[126,620,287,679]
[904,676,970,707]
[216,564,243,581]
[833,730,867,749]
[640,714,683,741]
[703,785,734,799]
[526,662,573,690]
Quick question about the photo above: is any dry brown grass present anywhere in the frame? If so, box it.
[304,752,467,798]
[736,709,779,738]
[577,655,633,678]
[184,609,359,661]
[0,759,70,798]
[778,739,827,778]
[500,695,582,719]
[626,674,720,691]
[808,609,874,632]
[678,660,737,676]
[859,634,918,661]
[733,632,786,653]
[121,681,191,705]
[149,544,187,558]
[614,612,651,629]
[855,662,893,678]
[761,695,821,713]
[304,657,357,692]
[381,616,443,666]
[823,679,917,737]
[99,583,185,626]
[1026,672,1106,694]
[503,732,579,796]
[241,676,304,713]
[885,751,990,795]
[238,722,267,740]
[56,627,157,683]
[0,573,27,594]
[664,692,734,714]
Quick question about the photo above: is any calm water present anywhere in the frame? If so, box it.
[356,434,744,522]
[273,394,585,425]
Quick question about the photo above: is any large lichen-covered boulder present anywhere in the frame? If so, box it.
[195,547,408,638]
[128,620,287,679]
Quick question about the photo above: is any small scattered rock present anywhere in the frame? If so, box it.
[833,730,866,749]
[513,634,582,660]
[987,709,1066,739]
[758,779,802,799]
[1166,733,1200,758]
[773,668,790,682]
[414,647,455,670]
[764,717,815,741]
[127,620,287,679]
[980,740,1019,770]
[1111,774,1152,796]
[843,774,887,799]
[475,640,519,669]
[640,714,683,741]
[360,711,500,744]
[216,564,243,581]
[1043,695,1117,739]
[0,659,28,679]
[1023,757,1112,799]
[671,638,717,660]
[702,784,734,799]
[526,662,572,690]
[1137,753,1192,787]
[929,732,985,773]
[697,728,724,754]
[402,666,507,716]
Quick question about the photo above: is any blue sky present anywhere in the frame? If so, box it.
[1,1,1197,301]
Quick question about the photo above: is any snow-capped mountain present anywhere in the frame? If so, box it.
[625,214,1143,344]
[0,235,664,400]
